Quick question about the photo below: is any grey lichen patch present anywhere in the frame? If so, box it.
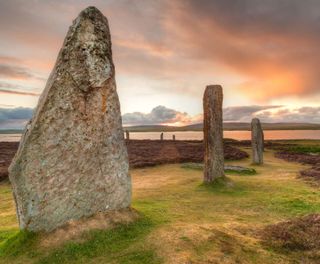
[9,6,131,232]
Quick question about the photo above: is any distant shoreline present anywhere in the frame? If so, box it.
[123,122,320,132]
[1,123,320,134]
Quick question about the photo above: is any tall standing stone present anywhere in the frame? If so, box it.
[172,135,176,141]
[160,132,164,141]
[251,118,264,164]
[125,130,130,141]
[9,7,131,232]
[203,85,225,183]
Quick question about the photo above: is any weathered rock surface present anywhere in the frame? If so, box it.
[251,118,264,164]
[203,85,225,183]
[9,7,131,232]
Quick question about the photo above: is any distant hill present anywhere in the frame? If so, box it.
[124,122,320,132]
[1,122,319,134]
[0,129,24,134]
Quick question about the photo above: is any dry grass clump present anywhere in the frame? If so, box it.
[261,214,320,251]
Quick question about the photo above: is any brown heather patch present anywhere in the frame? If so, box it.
[0,140,249,181]
[261,214,320,251]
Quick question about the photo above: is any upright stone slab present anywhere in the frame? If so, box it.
[251,118,264,164]
[125,130,130,141]
[160,132,164,141]
[9,7,131,232]
[203,85,225,183]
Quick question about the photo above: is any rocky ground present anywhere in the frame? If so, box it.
[0,140,248,181]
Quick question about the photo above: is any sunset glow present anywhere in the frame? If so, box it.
[0,0,319,128]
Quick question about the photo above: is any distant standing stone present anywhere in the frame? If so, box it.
[160,132,164,141]
[125,130,130,141]
[203,85,225,183]
[172,135,176,141]
[251,118,264,164]
[9,7,131,232]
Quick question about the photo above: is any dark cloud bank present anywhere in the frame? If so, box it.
[0,105,319,130]
[123,105,320,125]
[0,107,33,129]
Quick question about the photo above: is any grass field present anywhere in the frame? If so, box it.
[1,148,320,263]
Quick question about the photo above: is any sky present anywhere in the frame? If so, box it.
[0,0,320,128]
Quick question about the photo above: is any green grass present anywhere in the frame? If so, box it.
[287,145,320,154]
[1,148,320,263]
[36,216,161,264]
[0,231,37,258]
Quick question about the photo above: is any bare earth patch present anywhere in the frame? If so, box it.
[39,207,140,249]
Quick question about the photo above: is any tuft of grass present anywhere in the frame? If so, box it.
[116,250,162,264]
[285,145,320,154]
[0,230,38,258]
[0,229,19,245]
[266,196,320,216]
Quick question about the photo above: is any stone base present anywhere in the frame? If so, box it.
[39,207,139,248]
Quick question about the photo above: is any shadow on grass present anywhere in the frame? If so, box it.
[197,177,249,197]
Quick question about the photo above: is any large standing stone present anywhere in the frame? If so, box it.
[203,85,225,183]
[251,118,264,164]
[9,7,131,232]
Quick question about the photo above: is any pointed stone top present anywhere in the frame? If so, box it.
[77,6,105,21]
[81,6,102,14]
[55,6,113,93]
[252,118,261,124]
